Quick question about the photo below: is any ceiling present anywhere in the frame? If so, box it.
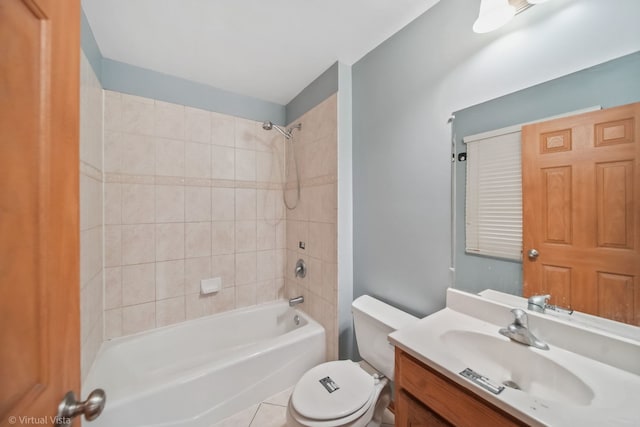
[82,0,441,105]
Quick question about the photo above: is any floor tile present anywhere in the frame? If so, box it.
[262,386,293,407]
[210,403,259,427]
[249,403,287,427]
[382,408,395,424]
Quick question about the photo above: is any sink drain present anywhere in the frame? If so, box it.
[502,380,520,390]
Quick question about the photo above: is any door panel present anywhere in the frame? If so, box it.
[595,161,634,248]
[0,0,80,424]
[522,103,640,325]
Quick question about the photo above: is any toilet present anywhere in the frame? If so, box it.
[287,295,419,427]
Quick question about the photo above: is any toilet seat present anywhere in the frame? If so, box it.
[288,360,390,427]
[292,360,374,421]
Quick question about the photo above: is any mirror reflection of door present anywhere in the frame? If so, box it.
[522,103,640,326]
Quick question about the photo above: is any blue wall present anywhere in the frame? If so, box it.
[81,9,285,124]
[82,8,341,125]
[453,52,640,295]
[286,63,339,124]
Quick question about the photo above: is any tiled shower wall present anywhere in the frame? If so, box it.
[79,52,104,380]
[284,94,338,360]
[102,91,287,338]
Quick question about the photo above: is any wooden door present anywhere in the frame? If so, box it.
[0,0,81,425]
[522,103,640,325]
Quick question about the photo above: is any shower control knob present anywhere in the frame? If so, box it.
[295,259,307,278]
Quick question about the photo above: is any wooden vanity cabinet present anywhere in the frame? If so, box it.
[394,348,527,427]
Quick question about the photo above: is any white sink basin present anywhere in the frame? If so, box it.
[388,289,640,426]
[440,330,594,406]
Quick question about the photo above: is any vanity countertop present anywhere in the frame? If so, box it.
[388,289,640,427]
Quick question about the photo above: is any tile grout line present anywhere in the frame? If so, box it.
[247,402,262,427]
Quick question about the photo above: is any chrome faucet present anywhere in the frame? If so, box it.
[289,296,304,307]
[528,294,573,315]
[499,308,549,350]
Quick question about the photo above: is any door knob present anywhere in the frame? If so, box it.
[527,248,540,259]
[56,389,106,425]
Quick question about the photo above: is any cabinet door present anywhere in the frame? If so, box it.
[396,390,452,427]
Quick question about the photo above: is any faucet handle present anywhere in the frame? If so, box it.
[511,308,528,327]
[527,294,550,312]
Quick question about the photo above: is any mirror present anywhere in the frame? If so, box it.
[451,51,640,327]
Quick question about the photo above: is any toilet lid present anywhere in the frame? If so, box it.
[291,360,374,421]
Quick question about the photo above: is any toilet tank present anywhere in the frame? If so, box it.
[352,295,418,379]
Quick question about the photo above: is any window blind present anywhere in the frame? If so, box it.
[465,131,522,261]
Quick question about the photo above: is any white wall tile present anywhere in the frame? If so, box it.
[122,184,155,224]
[105,308,123,339]
[235,148,256,181]
[211,254,235,288]
[257,250,276,281]
[235,252,257,285]
[211,112,235,147]
[212,187,235,221]
[80,173,102,230]
[156,259,185,300]
[235,188,256,220]
[121,134,155,175]
[122,302,156,335]
[185,293,212,320]
[80,227,102,285]
[185,107,211,144]
[235,220,257,253]
[156,185,185,223]
[185,142,211,178]
[156,137,185,177]
[155,223,185,261]
[236,283,257,308]
[211,145,235,180]
[156,296,185,327]
[104,267,122,310]
[185,186,212,222]
[122,94,155,135]
[105,225,122,267]
[122,263,156,306]
[185,222,212,258]
[104,91,122,132]
[154,101,185,140]
[104,183,122,225]
[104,130,123,173]
[257,220,276,251]
[122,224,156,265]
[235,118,258,150]
[212,221,235,255]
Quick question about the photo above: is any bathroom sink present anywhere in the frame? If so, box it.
[440,330,595,406]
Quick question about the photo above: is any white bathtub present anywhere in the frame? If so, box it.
[84,301,325,427]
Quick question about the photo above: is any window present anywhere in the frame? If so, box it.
[465,130,522,261]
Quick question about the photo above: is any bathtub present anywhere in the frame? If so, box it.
[84,301,325,427]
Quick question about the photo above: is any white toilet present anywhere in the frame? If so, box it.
[287,295,418,427]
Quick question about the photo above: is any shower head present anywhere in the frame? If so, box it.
[261,121,293,139]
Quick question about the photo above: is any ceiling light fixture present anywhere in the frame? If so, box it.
[473,0,516,34]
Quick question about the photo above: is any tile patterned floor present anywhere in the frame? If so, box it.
[210,386,395,427]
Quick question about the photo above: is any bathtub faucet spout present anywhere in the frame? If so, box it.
[289,296,304,307]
